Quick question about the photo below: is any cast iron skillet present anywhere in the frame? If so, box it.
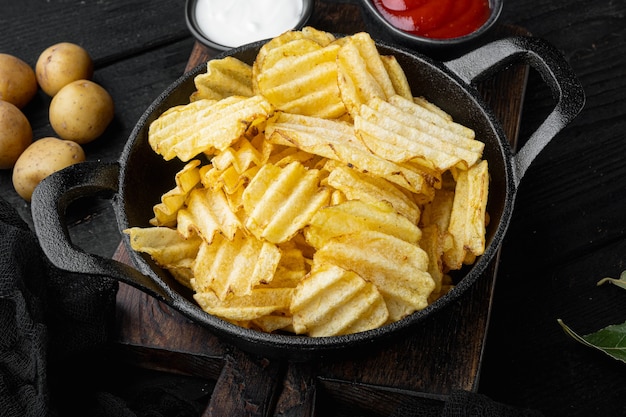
[31,36,584,360]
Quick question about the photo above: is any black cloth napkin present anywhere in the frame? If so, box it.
[0,195,543,417]
[0,196,205,417]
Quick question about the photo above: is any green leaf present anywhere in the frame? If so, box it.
[558,319,626,363]
[597,270,626,290]
[558,270,626,364]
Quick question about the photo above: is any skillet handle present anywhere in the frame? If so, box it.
[31,161,173,303]
[444,36,585,185]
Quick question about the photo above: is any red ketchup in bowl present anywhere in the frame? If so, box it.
[372,0,491,39]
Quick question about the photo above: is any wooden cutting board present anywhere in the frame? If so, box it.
[112,2,529,415]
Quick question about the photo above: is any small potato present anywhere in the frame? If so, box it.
[36,42,94,96]
[0,53,38,108]
[12,137,86,201]
[0,100,33,169]
[49,79,114,144]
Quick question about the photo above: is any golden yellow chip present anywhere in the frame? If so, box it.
[444,159,489,270]
[299,26,337,46]
[242,161,330,244]
[336,32,412,116]
[210,133,273,173]
[193,287,293,322]
[433,274,455,302]
[397,158,443,192]
[269,242,308,288]
[251,314,293,333]
[421,187,455,234]
[413,96,452,121]
[265,112,433,196]
[304,199,421,250]
[176,187,241,243]
[313,230,435,322]
[391,95,475,139]
[253,27,336,82]
[329,188,348,206]
[255,42,347,118]
[148,95,273,161]
[290,264,389,337]
[258,38,324,74]
[380,54,412,100]
[191,57,253,102]
[420,177,456,277]
[150,159,202,227]
[201,163,261,198]
[205,165,262,216]
[167,265,196,289]
[191,231,281,300]
[418,224,445,294]
[124,226,202,288]
[324,160,421,224]
[356,121,459,171]
[355,96,483,171]
[269,147,324,169]
[125,226,201,265]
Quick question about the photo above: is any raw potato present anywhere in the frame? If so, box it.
[49,79,114,144]
[0,53,38,108]
[12,137,86,201]
[36,42,94,96]
[0,100,33,169]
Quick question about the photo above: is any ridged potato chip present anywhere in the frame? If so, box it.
[176,187,241,242]
[191,56,253,102]
[256,42,346,118]
[253,26,336,83]
[191,231,281,300]
[418,224,445,295]
[304,199,421,250]
[394,95,475,139]
[265,112,433,196]
[355,96,483,171]
[444,160,489,270]
[194,287,293,323]
[290,264,389,337]
[201,163,260,198]
[148,95,273,161]
[313,230,435,322]
[242,161,330,244]
[150,159,201,227]
[251,314,294,333]
[210,133,272,174]
[125,226,201,266]
[269,241,308,288]
[380,54,412,100]
[323,160,421,223]
[336,32,412,116]
[260,38,323,71]
[269,147,324,169]
[124,226,201,288]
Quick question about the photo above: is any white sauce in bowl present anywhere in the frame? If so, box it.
[194,0,305,48]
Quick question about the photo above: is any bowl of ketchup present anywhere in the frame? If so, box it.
[360,0,503,55]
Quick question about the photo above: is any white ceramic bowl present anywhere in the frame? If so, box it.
[185,0,314,51]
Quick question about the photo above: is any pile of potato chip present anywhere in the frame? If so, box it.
[124,27,489,337]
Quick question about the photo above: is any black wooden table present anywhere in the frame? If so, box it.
[2,1,626,416]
